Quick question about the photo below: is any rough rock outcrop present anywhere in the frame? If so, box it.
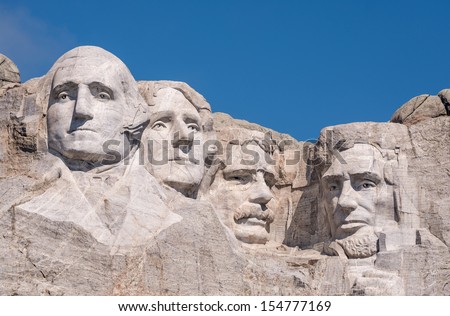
[391,93,447,125]
[0,54,20,88]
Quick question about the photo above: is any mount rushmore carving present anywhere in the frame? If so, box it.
[0,47,449,295]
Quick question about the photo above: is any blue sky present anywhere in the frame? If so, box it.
[1,0,449,141]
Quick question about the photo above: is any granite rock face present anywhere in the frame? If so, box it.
[391,92,448,125]
[0,47,449,295]
[0,54,20,88]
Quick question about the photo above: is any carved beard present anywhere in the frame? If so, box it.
[336,228,378,259]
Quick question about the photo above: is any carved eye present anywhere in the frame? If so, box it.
[358,180,376,191]
[187,123,200,132]
[229,175,252,185]
[152,122,167,130]
[98,92,111,100]
[57,92,69,101]
[328,183,339,192]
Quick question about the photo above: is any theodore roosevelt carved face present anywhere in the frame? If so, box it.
[207,130,276,245]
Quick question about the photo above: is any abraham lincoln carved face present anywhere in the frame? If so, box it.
[321,144,396,258]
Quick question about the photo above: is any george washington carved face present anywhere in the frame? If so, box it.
[46,46,147,168]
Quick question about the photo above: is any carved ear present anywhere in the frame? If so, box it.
[383,161,395,185]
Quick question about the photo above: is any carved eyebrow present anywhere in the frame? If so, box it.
[150,110,174,122]
[224,167,256,175]
[51,82,78,95]
[321,174,344,183]
[350,172,382,183]
[88,82,115,99]
[320,174,345,184]
[183,115,200,124]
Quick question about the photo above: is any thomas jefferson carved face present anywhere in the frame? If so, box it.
[208,142,275,245]
[144,88,205,195]
[321,144,396,258]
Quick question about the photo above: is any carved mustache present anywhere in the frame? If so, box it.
[233,203,274,224]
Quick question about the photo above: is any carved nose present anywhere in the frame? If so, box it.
[172,121,193,147]
[248,174,273,205]
[337,182,358,214]
[73,85,93,120]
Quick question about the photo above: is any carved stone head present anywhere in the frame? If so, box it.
[139,81,215,198]
[315,123,419,258]
[206,128,276,245]
[43,46,148,169]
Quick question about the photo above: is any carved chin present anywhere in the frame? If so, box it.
[159,164,204,189]
[336,232,378,259]
[50,145,105,163]
[233,224,269,244]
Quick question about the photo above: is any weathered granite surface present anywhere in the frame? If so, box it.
[0,54,20,88]
[0,47,449,295]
